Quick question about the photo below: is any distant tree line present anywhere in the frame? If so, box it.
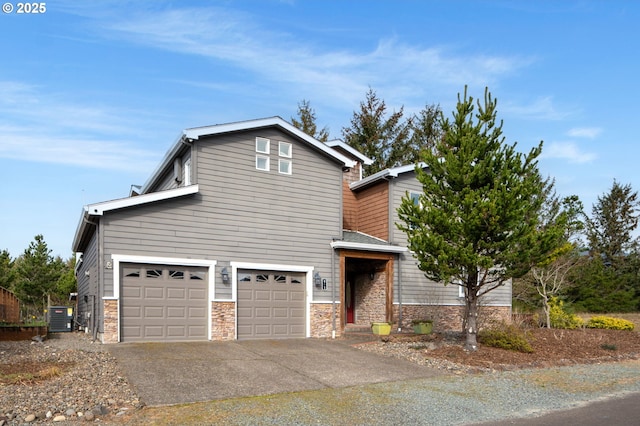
[0,235,76,322]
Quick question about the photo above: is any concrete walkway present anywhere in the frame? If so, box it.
[109,338,443,406]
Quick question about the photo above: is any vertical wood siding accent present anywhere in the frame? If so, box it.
[353,182,389,240]
[342,180,358,230]
[100,128,343,303]
[390,173,512,306]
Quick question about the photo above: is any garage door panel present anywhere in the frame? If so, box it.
[167,307,186,318]
[188,289,206,300]
[145,287,165,299]
[237,270,306,340]
[167,288,186,299]
[144,306,164,318]
[121,264,208,342]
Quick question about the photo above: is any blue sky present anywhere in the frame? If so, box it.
[1,0,638,258]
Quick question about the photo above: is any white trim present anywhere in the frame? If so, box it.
[330,241,408,253]
[230,261,314,338]
[85,185,199,216]
[350,163,427,191]
[325,139,373,165]
[110,254,217,343]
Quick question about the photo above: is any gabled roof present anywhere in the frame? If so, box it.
[141,117,357,194]
[72,185,200,252]
[331,230,407,253]
[349,163,427,191]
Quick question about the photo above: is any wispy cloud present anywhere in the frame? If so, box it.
[541,141,597,164]
[92,6,531,107]
[567,127,602,139]
[0,81,160,172]
[503,96,577,121]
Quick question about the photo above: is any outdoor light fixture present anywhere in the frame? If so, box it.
[221,267,230,284]
[314,272,322,288]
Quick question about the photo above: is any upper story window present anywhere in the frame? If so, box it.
[279,141,292,158]
[410,192,421,206]
[256,137,270,171]
[256,137,270,154]
[278,141,292,175]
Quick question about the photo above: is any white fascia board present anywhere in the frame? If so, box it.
[349,163,427,191]
[330,241,408,253]
[85,184,199,216]
[184,117,356,168]
[325,139,374,165]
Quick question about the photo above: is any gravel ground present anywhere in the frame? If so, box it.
[0,332,141,425]
[2,332,640,425]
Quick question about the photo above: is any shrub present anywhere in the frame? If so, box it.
[549,297,584,329]
[479,323,534,353]
[587,316,635,331]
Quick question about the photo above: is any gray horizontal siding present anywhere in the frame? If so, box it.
[391,173,512,306]
[76,230,99,331]
[100,127,342,301]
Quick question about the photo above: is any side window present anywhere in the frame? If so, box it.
[183,158,191,186]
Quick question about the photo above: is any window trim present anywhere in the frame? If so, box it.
[278,141,292,158]
[256,137,270,154]
[278,158,292,175]
[256,155,270,171]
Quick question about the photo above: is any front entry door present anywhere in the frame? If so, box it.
[346,273,355,323]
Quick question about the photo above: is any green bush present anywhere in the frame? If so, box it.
[479,323,534,353]
[586,316,635,331]
[549,297,584,329]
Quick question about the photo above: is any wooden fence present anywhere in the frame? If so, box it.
[0,287,20,323]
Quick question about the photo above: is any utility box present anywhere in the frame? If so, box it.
[48,306,73,332]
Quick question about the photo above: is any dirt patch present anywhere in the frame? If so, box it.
[423,328,640,370]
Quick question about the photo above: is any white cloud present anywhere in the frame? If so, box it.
[96,6,531,108]
[541,141,597,164]
[0,81,161,172]
[567,127,602,139]
[503,96,577,121]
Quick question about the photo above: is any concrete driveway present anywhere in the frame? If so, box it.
[108,338,443,406]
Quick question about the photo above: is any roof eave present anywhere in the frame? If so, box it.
[330,240,408,253]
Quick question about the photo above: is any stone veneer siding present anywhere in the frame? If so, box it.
[310,303,341,338]
[355,272,387,325]
[211,301,235,341]
[103,299,118,344]
[393,305,511,333]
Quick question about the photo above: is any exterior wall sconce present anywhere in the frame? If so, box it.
[314,272,322,288]
[370,270,376,280]
[221,267,230,284]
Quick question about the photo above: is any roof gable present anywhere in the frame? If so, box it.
[142,117,356,194]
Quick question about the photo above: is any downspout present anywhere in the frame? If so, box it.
[331,241,336,339]
[397,253,402,332]
[94,222,100,342]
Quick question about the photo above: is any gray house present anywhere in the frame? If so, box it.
[72,117,511,343]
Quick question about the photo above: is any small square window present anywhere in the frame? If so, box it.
[279,159,292,175]
[410,192,421,206]
[256,137,270,154]
[279,141,292,158]
[256,155,270,171]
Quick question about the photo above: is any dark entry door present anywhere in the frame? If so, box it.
[346,273,355,323]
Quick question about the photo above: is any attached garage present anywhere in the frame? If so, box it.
[120,263,209,342]
[236,269,306,339]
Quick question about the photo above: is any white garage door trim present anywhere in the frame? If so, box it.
[230,262,313,339]
[111,254,217,343]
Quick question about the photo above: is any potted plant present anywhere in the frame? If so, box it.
[371,321,392,336]
[411,319,433,335]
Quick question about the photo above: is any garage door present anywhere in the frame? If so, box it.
[237,270,306,339]
[120,264,208,342]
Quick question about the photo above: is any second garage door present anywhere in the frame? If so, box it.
[120,264,208,342]
[237,270,306,339]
